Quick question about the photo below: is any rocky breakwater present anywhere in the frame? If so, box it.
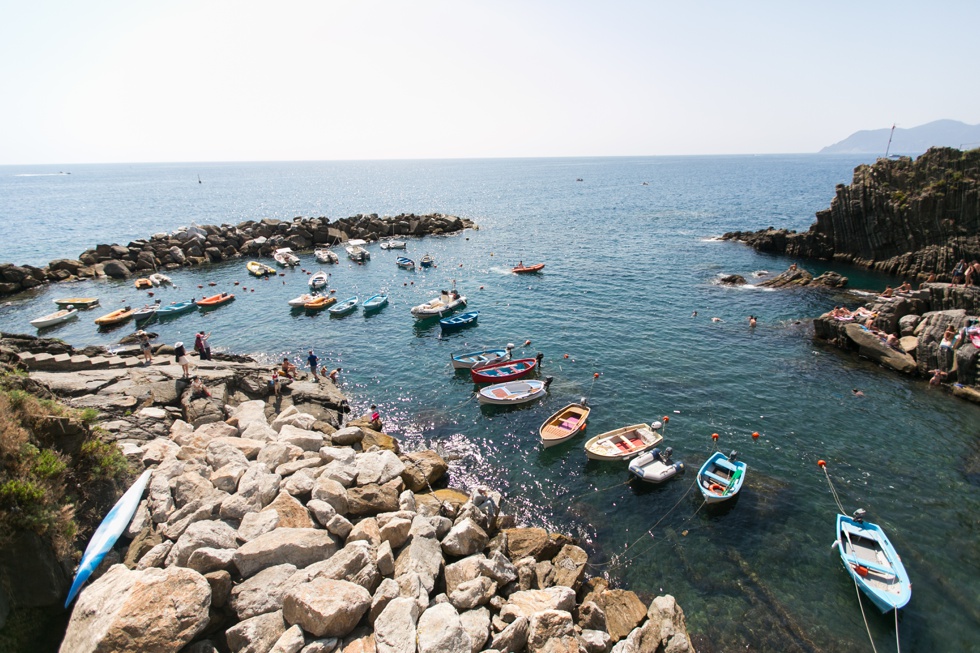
[722,147,980,282]
[4,335,696,653]
[0,213,476,297]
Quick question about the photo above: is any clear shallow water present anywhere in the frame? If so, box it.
[1,156,978,651]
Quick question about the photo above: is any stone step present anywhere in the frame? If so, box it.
[86,356,110,370]
[29,352,56,366]
[16,351,35,363]
[70,354,91,366]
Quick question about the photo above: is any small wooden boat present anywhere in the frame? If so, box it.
[411,292,466,318]
[54,297,99,308]
[329,296,359,316]
[471,355,540,383]
[420,254,434,268]
[31,307,79,329]
[274,247,300,267]
[65,469,152,606]
[247,261,276,277]
[629,447,685,483]
[380,240,407,250]
[363,294,389,312]
[288,293,320,307]
[345,239,370,262]
[396,257,415,270]
[309,271,329,290]
[156,300,196,318]
[304,296,337,311]
[477,378,551,406]
[696,451,746,503]
[451,345,513,370]
[440,310,479,331]
[584,422,663,461]
[539,402,590,448]
[513,263,545,274]
[196,293,235,307]
[94,307,134,326]
[314,248,339,264]
[148,273,172,286]
[132,302,162,323]
[835,510,912,613]
[134,278,153,289]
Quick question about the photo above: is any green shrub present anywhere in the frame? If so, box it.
[77,439,130,481]
[78,407,100,425]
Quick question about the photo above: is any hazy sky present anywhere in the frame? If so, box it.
[3,1,978,164]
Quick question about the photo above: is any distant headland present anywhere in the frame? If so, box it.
[820,119,980,155]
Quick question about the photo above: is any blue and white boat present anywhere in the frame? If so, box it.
[309,271,329,290]
[440,310,479,331]
[363,293,389,312]
[420,254,434,268]
[835,511,911,613]
[696,451,746,503]
[396,257,415,270]
[451,345,513,369]
[328,296,359,316]
[66,469,152,606]
[156,300,197,319]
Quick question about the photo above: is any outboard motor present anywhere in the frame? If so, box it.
[579,396,588,406]
[535,352,544,367]
[544,376,554,389]
[852,508,867,523]
[728,450,739,462]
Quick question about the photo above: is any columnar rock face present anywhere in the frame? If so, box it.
[0,213,477,297]
[11,345,697,652]
[724,147,980,281]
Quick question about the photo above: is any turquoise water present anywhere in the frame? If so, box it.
[1,157,978,651]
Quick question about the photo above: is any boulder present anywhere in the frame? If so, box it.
[59,565,210,653]
[634,594,694,653]
[347,479,402,516]
[269,625,306,653]
[489,616,529,653]
[235,528,339,578]
[503,527,571,562]
[416,603,471,653]
[551,544,588,589]
[458,607,491,653]
[527,610,576,653]
[399,451,449,492]
[282,578,372,638]
[502,587,576,620]
[591,589,647,643]
[448,576,497,610]
[394,535,444,594]
[441,517,489,557]
[355,450,406,486]
[263,491,315,529]
[238,509,280,542]
[167,520,239,567]
[373,597,420,653]
[843,323,917,374]
[229,564,299,620]
[225,610,288,653]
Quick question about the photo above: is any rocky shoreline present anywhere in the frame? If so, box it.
[0,334,695,653]
[0,213,476,298]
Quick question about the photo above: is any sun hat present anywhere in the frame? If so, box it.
[175,341,183,348]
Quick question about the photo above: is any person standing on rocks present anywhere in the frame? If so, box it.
[174,341,190,378]
[194,331,212,360]
[307,350,319,381]
[137,330,152,364]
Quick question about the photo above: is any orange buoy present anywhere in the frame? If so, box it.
[197,284,203,289]
[479,286,484,290]
[817,460,826,468]
[663,416,669,423]
[712,433,719,440]
[752,431,760,439]
[593,372,600,378]
[208,282,216,286]
[524,339,531,346]
[234,281,240,286]
[564,354,569,359]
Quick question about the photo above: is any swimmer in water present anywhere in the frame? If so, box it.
[711,317,724,323]
[749,315,757,327]
[852,389,864,397]
[691,311,698,317]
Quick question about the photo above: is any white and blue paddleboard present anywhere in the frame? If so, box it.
[65,468,152,607]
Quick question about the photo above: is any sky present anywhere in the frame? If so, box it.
[2,1,979,165]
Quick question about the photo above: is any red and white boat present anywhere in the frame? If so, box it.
[470,354,542,384]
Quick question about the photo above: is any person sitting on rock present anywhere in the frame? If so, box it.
[280,357,297,379]
[928,369,947,386]
[898,280,912,293]
[951,259,966,286]
[885,333,902,351]
[367,404,382,430]
[881,286,894,298]
[190,376,211,399]
[920,272,936,289]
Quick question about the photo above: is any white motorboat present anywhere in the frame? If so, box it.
[148,273,172,286]
[584,422,664,461]
[288,293,320,307]
[345,239,370,262]
[274,247,300,267]
[628,447,685,483]
[31,307,79,329]
[411,291,466,318]
[314,248,339,264]
[477,378,552,406]
[309,271,329,290]
[380,240,407,250]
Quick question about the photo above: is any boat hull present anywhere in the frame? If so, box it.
[451,348,510,369]
[309,272,329,290]
[94,308,134,326]
[440,311,479,331]
[539,403,590,447]
[329,296,359,316]
[584,424,663,461]
[513,263,545,274]
[477,379,549,405]
[696,452,746,503]
[31,309,78,329]
[196,293,235,307]
[836,514,911,612]
[628,449,684,483]
[471,357,536,383]
[412,296,466,318]
[54,297,99,308]
[363,294,389,312]
[247,261,276,277]
[156,301,196,318]
[304,296,337,311]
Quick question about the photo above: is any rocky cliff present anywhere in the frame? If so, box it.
[723,147,980,281]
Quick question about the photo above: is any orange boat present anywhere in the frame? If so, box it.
[305,296,337,311]
[196,293,235,307]
[94,307,134,326]
[134,278,153,289]
[513,263,545,274]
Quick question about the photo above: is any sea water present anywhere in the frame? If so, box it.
[1,156,977,651]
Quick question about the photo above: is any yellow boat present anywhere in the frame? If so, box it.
[247,261,276,277]
[94,307,134,326]
[304,296,337,311]
[54,297,99,308]
[134,278,153,289]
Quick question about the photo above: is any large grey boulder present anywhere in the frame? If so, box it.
[416,602,471,653]
[373,597,420,653]
[441,517,489,557]
[234,528,339,578]
[355,450,406,486]
[394,535,444,594]
[229,564,299,620]
[225,610,288,653]
[458,607,491,653]
[59,565,210,653]
[166,520,239,567]
[282,578,371,638]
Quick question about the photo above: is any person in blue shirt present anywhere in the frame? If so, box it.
[307,350,319,380]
